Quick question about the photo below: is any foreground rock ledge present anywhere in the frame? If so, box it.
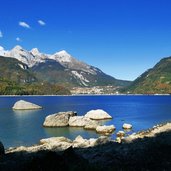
[7,136,110,153]
[12,100,42,110]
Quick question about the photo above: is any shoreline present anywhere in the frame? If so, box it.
[0,122,171,171]
[6,121,171,153]
[0,94,170,97]
[1,122,171,170]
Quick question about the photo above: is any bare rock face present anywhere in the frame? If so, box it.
[96,125,115,135]
[122,123,132,129]
[12,100,42,110]
[85,109,112,120]
[69,116,93,127]
[43,111,77,127]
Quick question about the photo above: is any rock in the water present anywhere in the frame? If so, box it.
[85,109,112,120]
[123,123,132,129]
[0,141,4,156]
[43,111,77,127]
[69,116,93,127]
[116,131,125,137]
[96,125,115,134]
[84,120,100,130]
[12,100,42,110]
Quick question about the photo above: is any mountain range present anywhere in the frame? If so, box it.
[0,45,130,94]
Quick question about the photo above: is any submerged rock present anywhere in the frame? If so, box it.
[122,123,132,129]
[12,100,42,110]
[96,125,115,135]
[43,111,77,127]
[85,109,112,120]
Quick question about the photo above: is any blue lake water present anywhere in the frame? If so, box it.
[0,95,171,148]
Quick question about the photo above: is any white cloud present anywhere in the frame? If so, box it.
[0,46,4,51]
[19,21,30,29]
[38,20,46,26]
[0,31,3,38]
[16,37,22,42]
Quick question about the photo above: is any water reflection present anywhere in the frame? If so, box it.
[13,110,39,117]
[44,126,99,140]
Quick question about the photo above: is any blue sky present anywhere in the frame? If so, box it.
[1,0,171,80]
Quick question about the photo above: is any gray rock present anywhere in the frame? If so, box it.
[123,123,132,129]
[73,135,90,148]
[12,100,42,110]
[69,116,93,127]
[96,125,115,135]
[84,120,100,130]
[85,109,112,120]
[116,131,125,137]
[43,111,77,127]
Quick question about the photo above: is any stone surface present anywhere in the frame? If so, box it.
[85,109,112,120]
[96,125,115,134]
[69,116,93,127]
[84,120,100,130]
[122,123,132,129]
[116,131,125,137]
[43,111,76,127]
[12,100,42,110]
[73,135,90,148]
[40,136,72,144]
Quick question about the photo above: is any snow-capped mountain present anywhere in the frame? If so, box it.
[0,45,130,87]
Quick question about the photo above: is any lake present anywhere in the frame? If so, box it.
[0,95,171,148]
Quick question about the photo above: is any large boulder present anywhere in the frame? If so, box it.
[40,136,72,151]
[84,120,100,130]
[96,125,115,135]
[85,109,112,120]
[122,123,132,129]
[43,111,77,127]
[69,116,93,127]
[12,100,42,110]
[73,135,90,148]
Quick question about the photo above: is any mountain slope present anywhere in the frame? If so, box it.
[0,56,70,95]
[2,45,130,87]
[125,56,171,94]
[0,56,36,83]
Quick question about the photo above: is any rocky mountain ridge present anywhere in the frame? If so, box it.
[0,45,130,87]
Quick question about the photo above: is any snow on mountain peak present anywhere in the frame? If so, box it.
[13,45,23,51]
[31,48,40,56]
[50,50,72,63]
